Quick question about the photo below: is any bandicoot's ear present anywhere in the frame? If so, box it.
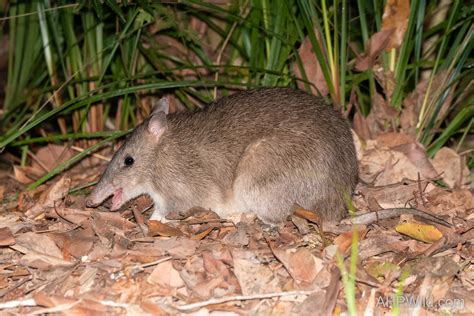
[151,97,169,116]
[147,111,168,139]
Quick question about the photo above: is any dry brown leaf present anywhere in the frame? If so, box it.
[401,86,422,137]
[291,215,310,235]
[376,132,414,148]
[89,212,135,253]
[381,0,410,50]
[49,228,96,260]
[148,260,184,288]
[11,232,74,268]
[13,166,38,184]
[393,142,438,179]
[355,28,394,71]
[191,276,225,299]
[45,207,92,224]
[293,206,322,225]
[0,213,26,236]
[191,225,217,241]
[221,223,250,246]
[289,248,324,284]
[232,250,282,295]
[31,144,74,174]
[153,237,199,259]
[359,180,428,209]
[178,255,224,300]
[426,187,474,216]
[353,111,373,141]
[0,227,15,246]
[140,300,170,316]
[422,230,465,256]
[34,291,110,314]
[295,266,341,315]
[293,34,329,96]
[334,229,368,253]
[360,147,420,185]
[412,257,461,278]
[271,246,322,285]
[147,220,184,237]
[203,252,227,277]
[375,68,397,100]
[358,234,410,260]
[92,211,137,230]
[24,176,71,218]
[293,290,328,316]
[377,132,439,179]
[432,147,469,188]
[359,133,442,186]
[202,251,241,294]
[366,92,399,135]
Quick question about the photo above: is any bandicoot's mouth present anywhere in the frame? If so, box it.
[110,188,123,211]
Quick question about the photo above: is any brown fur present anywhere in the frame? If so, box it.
[87,88,358,224]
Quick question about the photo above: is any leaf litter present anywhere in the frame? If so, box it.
[0,129,472,315]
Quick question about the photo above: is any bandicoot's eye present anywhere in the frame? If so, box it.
[124,156,134,166]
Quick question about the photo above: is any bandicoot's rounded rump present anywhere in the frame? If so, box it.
[87,87,358,224]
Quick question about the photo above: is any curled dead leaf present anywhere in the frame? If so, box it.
[334,229,368,253]
[0,227,15,246]
[293,34,329,96]
[293,206,322,225]
[147,220,184,237]
[355,29,395,71]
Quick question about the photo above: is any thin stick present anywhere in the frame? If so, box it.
[174,290,316,311]
[27,301,81,315]
[0,276,33,299]
[117,256,172,277]
[141,256,172,269]
[0,298,36,309]
[71,145,111,161]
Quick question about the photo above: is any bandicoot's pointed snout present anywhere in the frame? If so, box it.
[86,182,115,209]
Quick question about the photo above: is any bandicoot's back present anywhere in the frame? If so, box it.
[87,88,359,224]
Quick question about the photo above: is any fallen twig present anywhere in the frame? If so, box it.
[174,290,317,311]
[341,208,450,227]
[0,298,36,309]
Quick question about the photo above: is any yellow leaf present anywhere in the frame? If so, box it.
[395,223,443,243]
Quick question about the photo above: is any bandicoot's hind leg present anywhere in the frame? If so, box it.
[231,137,332,225]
